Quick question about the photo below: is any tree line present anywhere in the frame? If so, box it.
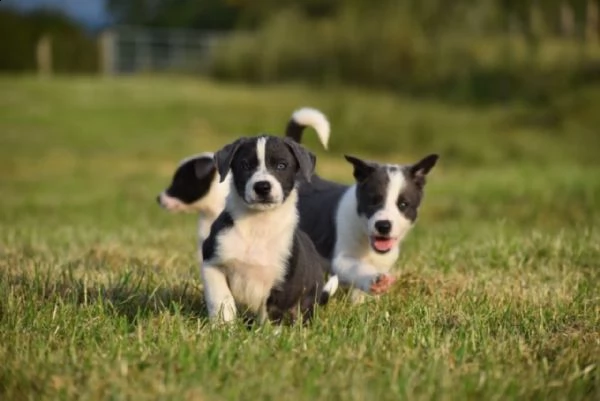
[2,1,599,103]
[0,9,97,73]
[108,0,600,40]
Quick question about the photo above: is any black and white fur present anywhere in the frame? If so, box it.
[297,153,439,300]
[157,107,439,300]
[201,136,333,324]
[156,108,330,250]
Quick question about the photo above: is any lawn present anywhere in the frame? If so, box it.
[0,76,598,400]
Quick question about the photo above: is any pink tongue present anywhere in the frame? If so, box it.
[373,238,395,252]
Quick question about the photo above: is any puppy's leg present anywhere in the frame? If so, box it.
[257,300,270,325]
[350,288,367,304]
[201,264,237,322]
[333,254,396,297]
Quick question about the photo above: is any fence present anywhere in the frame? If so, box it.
[99,26,228,75]
[30,0,600,77]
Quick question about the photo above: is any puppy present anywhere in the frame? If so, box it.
[297,154,439,300]
[156,108,330,249]
[157,107,439,300]
[201,135,333,324]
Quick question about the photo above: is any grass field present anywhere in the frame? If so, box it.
[0,76,599,400]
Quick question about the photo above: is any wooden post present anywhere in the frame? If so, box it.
[560,1,575,38]
[99,30,116,76]
[586,0,599,43]
[36,35,52,77]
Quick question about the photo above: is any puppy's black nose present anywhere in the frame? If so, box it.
[253,181,272,196]
[375,220,392,235]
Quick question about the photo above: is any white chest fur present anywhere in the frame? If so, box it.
[213,191,298,312]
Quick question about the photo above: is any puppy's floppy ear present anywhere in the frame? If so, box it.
[193,156,217,180]
[409,154,439,188]
[214,139,244,182]
[284,138,315,182]
[344,155,376,183]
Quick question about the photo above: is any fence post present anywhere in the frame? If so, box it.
[36,35,52,77]
[99,30,116,76]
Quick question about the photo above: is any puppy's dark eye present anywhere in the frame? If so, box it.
[241,160,251,170]
[370,194,384,206]
[276,162,287,170]
[398,200,409,211]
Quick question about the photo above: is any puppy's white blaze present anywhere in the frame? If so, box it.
[388,167,413,242]
[256,137,267,172]
[368,167,412,243]
[291,108,331,149]
[245,137,284,206]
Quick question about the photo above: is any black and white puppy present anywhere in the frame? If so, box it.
[156,108,330,250]
[156,107,438,301]
[297,154,439,300]
[201,135,333,324]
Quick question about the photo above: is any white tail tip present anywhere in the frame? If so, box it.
[291,107,331,150]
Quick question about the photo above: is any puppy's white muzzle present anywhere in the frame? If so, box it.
[367,209,411,253]
[244,172,284,210]
[158,192,188,212]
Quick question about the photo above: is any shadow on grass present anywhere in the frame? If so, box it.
[1,268,209,325]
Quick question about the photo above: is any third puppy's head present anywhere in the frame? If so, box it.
[157,153,218,212]
[215,135,315,211]
[345,153,439,254]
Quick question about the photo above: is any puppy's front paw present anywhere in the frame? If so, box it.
[369,274,396,295]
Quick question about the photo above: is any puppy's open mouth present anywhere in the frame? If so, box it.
[370,236,398,253]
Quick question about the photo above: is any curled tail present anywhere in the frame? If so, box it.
[286,107,330,150]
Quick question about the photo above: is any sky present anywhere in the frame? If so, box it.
[1,0,111,28]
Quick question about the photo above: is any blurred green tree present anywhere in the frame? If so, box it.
[107,0,241,29]
[0,9,98,72]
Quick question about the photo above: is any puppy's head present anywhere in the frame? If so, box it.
[345,154,439,254]
[215,135,315,211]
[156,153,218,212]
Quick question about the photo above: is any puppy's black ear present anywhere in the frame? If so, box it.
[409,154,439,188]
[284,138,315,182]
[193,156,217,180]
[344,155,376,182]
[214,139,243,183]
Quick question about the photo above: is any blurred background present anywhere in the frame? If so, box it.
[1,5,599,399]
[1,1,600,159]
[0,0,599,229]
[2,1,600,101]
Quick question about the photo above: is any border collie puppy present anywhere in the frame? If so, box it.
[201,135,333,324]
[156,108,330,249]
[297,154,439,299]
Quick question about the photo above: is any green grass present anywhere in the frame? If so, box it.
[0,76,599,401]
